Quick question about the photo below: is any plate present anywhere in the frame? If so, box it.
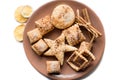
[23,0,105,80]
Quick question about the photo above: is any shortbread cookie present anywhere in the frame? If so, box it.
[51,4,75,29]
[27,28,42,44]
[64,24,86,46]
[46,61,60,73]
[35,15,54,35]
[44,33,77,65]
[32,39,48,55]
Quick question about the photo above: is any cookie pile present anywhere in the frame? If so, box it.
[27,4,102,74]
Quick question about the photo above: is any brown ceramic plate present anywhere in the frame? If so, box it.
[23,0,105,80]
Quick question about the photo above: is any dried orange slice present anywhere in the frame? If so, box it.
[14,24,25,42]
[14,6,27,23]
[21,5,33,18]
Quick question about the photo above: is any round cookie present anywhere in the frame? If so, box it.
[51,4,75,29]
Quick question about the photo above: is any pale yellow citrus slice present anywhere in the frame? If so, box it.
[21,5,33,18]
[14,24,25,42]
[14,6,28,23]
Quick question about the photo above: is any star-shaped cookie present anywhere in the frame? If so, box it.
[44,33,77,65]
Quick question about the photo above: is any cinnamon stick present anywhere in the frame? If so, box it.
[82,8,91,25]
[76,9,102,38]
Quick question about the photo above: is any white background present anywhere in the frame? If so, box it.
[0,0,119,80]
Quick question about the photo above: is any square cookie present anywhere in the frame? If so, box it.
[32,39,48,55]
[64,24,86,46]
[27,28,42,44]
[46,61,60,73]
[35,15,54,36]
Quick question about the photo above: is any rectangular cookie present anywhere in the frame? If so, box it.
[35,15,54,36]
[27,28,42,44]
[64,24,86,46]
[46,61,60,73]
[32,39,48,55]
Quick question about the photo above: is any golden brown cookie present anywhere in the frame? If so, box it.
[44,33,77,65]
[64,24,86,46]
[27,28,42,44]
[67,51,88,71]
[35,15,54,36]
[32,39,48,55]
[46,61,60,73]
[51,4,75,29]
